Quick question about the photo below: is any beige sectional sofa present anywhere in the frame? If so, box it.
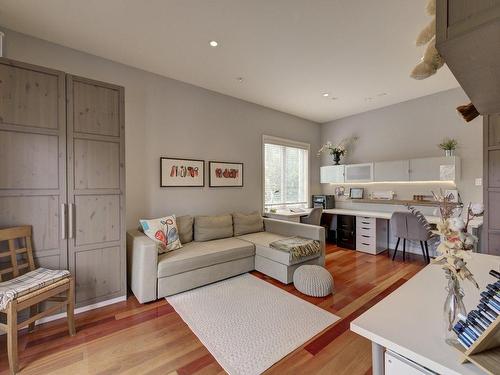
[127,214,325,303]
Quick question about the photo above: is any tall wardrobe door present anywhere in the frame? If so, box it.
[0,58,68,269]
[484,114,500,255]
[66,75,125,306]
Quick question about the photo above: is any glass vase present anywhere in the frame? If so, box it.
[443,274,467,345]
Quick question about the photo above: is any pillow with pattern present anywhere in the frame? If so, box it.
[139,215,182,254]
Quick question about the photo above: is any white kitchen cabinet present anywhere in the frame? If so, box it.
[320,165,345,183]
[345,163,373,183]
[374,160,410,182]
[409,156,460,182]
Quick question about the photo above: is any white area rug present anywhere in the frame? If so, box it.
[166,273,339,375]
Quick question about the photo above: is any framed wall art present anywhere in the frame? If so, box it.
[160,157,205,187]
[209,161,244,187]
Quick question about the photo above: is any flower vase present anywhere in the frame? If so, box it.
[332,153,341,165]
[443,274,467,345]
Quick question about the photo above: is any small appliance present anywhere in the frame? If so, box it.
[312,195,335,209]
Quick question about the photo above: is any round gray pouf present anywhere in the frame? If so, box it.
[293,265,334,297]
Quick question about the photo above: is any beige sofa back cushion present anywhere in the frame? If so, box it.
[194,214,233,241]
[233,212,264,236]
[177,215,194,244]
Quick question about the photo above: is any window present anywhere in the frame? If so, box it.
[263,135,309,209]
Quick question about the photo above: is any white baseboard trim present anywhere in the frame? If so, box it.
[36,295,127,325]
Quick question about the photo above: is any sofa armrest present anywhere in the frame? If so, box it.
[126,229,158,303]
[263,218,326,265]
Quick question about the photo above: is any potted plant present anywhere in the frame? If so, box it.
[317,137,358,165]
[438,138,458,156]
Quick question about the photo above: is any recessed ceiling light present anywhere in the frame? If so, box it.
[236,77,244,83]
[322,93,329,97]
[209,40,219,47]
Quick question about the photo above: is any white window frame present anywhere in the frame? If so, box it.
[262,135,310,211]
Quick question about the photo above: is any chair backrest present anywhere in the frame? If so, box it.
[0,226,36,282]
[390,212,408,237]
[406,213,432,241]
[301,208,323,226]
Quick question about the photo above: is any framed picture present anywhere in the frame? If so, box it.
[349,187,364,199]
[160,157,204,187]
[209,161,244,187]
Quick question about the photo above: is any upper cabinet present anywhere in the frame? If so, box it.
[374,160,409,182]
[345,163,373,183]
[436,0,500,114]
[409,156,460,182]
[320,165,344,183]
[320,157,460,184]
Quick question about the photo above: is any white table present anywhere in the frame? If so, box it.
[263,208,312,222]
[323,208,483,230]
[350,253,500,375]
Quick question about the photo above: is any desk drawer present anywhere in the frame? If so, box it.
[356,238,376,254]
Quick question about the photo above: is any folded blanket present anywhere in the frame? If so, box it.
[269,236,321,260]
[0,268,70,311]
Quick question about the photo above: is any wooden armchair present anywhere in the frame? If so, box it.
[0,226,75,374]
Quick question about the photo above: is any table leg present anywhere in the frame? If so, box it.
[372,342,385,375]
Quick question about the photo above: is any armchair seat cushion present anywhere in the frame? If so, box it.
[0,268,70,311]
[158,237,255,278]
[238,232,320,266]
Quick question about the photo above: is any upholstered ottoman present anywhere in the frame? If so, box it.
[293,265,334,297]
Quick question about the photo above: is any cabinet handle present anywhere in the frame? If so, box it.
[61,203,67,239]
[362,242,370,246]
[362,222,370,224]
[68,203,75,239]
[362,235,370,238]
[362,227,370,230]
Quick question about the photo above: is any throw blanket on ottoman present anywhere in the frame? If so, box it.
[269,237,321,261]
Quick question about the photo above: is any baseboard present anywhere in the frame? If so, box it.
[36,295,127,325]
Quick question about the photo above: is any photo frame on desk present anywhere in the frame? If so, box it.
[349,187,364,199]
[160,157,205,187]
[209,161,244,187]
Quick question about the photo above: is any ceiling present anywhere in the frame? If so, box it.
[0,0,460,123]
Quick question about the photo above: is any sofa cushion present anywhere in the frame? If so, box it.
[139,215,182,254]
[194,214,233,242]
[233,212,264,236]
[238,232,320,266]
[177,215,194,244]
[158,237,255,278]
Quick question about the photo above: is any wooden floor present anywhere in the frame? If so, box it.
[0,245,425,374]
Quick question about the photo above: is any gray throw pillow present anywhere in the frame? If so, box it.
[194,214,233,241]
[176,215,194,244]
[233,211,264,236]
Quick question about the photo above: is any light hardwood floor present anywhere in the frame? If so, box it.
[0,245,425,374]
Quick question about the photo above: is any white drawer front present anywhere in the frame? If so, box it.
[357,216,375,226]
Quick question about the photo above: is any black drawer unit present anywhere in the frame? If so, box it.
[337,215,356,250]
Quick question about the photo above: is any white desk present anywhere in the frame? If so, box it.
[263,208,312,223]
[323,208,483,230]
[351,253,500,375]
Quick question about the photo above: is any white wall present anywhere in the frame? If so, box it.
[321,88,483,210]
[1,28,321,230]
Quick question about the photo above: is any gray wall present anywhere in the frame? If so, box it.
[1,28,321,230]
[321,88,483,210]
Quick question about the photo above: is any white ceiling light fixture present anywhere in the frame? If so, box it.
[209,40,219,47]
[237,77,244,83]
[322,93,329,97]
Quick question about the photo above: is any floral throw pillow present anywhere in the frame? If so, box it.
[140,215,182,254]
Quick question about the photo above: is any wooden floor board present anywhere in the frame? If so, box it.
[0,244,424,374]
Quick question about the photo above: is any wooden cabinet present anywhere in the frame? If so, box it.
[374,160,409,182]
[409,156,459,182]
[345,163,373,183]
[436,0,500,114]
[337,215,356,250]
[0,58,126,307]
[320,165,344,183]
[484,114,500,255]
